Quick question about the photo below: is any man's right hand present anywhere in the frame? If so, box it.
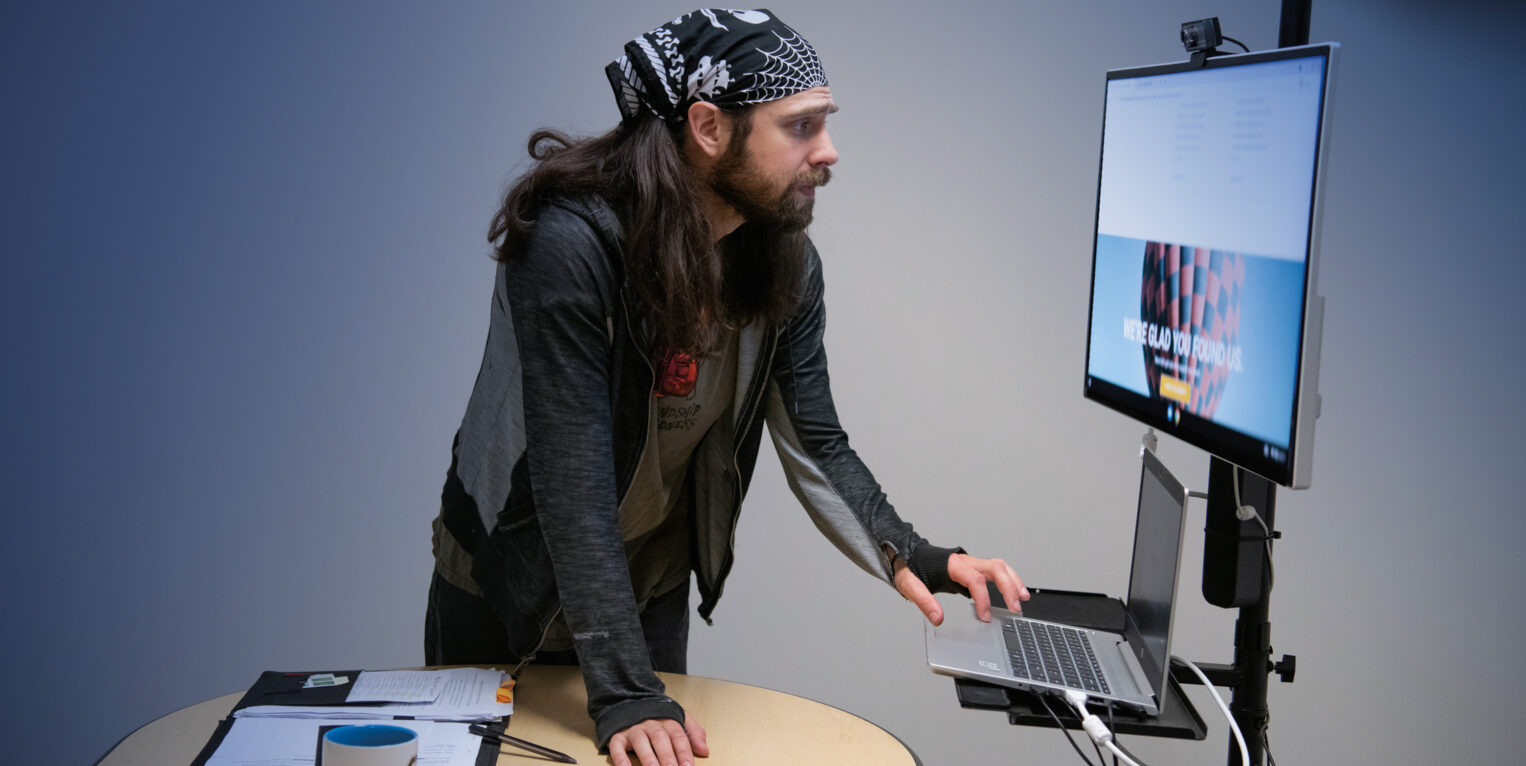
[608,714,709,766]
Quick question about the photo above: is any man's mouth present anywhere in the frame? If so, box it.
[798,168,831,195]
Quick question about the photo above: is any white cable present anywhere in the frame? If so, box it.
[1063,690,1147,766]
[1173,656,1250,766]
[1106,740,1141,766]
[1231,470,1275,589]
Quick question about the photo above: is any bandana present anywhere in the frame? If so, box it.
[606,8,828,123]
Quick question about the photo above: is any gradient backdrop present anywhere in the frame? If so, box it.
[4,2,1523,764]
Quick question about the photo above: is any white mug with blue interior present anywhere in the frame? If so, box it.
[321,724,419,766]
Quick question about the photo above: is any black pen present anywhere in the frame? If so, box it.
[468,723,578,764]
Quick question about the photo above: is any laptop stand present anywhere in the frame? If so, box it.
[947,588,1208,741]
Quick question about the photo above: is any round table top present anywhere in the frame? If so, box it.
[99,664,920,765]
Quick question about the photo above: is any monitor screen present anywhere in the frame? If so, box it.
[1083,44,1338,488]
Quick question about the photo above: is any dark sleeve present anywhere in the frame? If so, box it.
[765,240,966,594]
[504,207,683,748]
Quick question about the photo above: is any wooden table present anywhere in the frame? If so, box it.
[98,665,921,765]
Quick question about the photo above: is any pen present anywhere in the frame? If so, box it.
[468,723,578,764]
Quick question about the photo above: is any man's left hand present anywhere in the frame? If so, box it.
[894,553,1029,626]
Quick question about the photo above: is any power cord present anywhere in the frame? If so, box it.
[1061,690,1149,766]
[1039,693,1099,766]
[1172,656,1250,766]
[1106,702,1120,766]
[1061,661,1253,766]
[1232,469,1276,590]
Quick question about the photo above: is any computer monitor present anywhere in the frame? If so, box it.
[1083,43,1338,488]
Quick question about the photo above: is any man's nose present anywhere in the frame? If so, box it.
[811,129,839,167]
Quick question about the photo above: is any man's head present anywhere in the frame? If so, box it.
[492,10,831,355]
[698,87,837,232]
[607,9,837,233]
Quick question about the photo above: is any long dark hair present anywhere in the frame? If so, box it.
[487,112,804,356]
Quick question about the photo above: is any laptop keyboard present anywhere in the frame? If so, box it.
[1002,619,1111,695]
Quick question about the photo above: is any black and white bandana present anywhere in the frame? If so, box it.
[606,8,828,123]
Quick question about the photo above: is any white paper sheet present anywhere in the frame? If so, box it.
[348,670,448,703]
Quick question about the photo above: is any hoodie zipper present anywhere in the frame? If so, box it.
[703,329,778,622]
[616,291,656,512]
[511,605,563,676]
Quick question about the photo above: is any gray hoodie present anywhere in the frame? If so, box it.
[434,196,961,748]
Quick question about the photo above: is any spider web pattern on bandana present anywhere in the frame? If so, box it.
[740,31,826,105]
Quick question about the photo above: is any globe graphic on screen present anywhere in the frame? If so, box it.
[1139,242,1243,418]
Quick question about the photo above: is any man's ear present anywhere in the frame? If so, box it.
[685,101,729,159]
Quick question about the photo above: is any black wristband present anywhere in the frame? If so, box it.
[907,543,968,596]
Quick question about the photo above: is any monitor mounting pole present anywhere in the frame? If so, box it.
[1180,9,1310,766]
[1194,457,1294,766]
[1280,0,1312,53]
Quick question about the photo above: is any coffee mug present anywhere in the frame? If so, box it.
[321,724,419,766]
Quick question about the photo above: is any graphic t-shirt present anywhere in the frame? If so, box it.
[621,332,740,591]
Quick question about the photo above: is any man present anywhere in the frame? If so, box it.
[426,9,1028,766]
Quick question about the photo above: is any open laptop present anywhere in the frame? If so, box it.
[925,449,1189,715]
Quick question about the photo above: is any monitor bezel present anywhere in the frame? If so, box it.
[1082,42,1338,488]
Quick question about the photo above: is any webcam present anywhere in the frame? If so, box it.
[1181,17,1224,54]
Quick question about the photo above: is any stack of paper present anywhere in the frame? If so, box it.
[234,667,513,722]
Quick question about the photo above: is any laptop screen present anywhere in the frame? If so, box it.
[1123,450,1189,703]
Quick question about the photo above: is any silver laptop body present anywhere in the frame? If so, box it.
[925,449,1188,715]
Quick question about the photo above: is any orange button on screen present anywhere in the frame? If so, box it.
[1159,374,1191,404]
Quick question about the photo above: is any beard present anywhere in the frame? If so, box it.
[701,137,818,334]
[708,141,831,232]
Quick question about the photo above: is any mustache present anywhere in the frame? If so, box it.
[797,167,832,188]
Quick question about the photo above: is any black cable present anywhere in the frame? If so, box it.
[1222,35,1252,52]
[1039,694,1097,766]
[1265,727,1277,766]
[1111,738,1151,766]
[1106,702,1119,766]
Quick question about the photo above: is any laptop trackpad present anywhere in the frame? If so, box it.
[931,606,1012,645]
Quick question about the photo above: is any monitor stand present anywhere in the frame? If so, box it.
[1190,456,1297,766]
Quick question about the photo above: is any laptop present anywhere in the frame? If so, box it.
[925,448,1188,715]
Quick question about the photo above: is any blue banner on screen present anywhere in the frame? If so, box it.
[1088,233,1304,447]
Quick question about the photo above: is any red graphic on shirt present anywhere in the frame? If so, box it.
[655,349,698,398]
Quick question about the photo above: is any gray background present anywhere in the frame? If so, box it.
[5,1,1523,764]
